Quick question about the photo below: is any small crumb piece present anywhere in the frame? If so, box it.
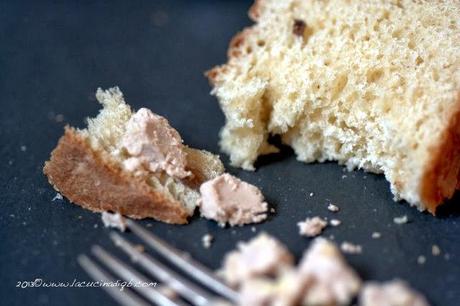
[417,255,426,265]
[20,145,27,152]
[221,233,293,286]
[372,232,381,239]
[360,280,429,306]
[330,219,341,227]
[101,212,127,232]
[270,207,276,213]
[327,204,340,212]
[202,234,214,249]
[93,224,98,228]
[393,215,409,224]
[340,242,362,254]
[298,217,327,237]
[251,226,256,233]
[431,245,441,256]
[309,192,314,197]
[52,193,63,201]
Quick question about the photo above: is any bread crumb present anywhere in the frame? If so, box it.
[309,192,314,197]
[202,234,213,249]
[251,226,256,233]
[330,219,341,227]
[340,242,362,254]
[327,203,340,212]
[20,145,27,152]
[371,232,381,239]
[393,215,409,224]
[101,211,127,232]
[52,193,63,201]
[431,245,441,256]
[298,217,327,237]
[417,255,426,265]
[270,207,276,213]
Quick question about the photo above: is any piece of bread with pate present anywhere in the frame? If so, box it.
[44,87,224,224]
[207,0,460,213]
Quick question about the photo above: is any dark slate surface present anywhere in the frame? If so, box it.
[0,1,459,305]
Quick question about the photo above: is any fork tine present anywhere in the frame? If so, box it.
[110,232,216,306]
[91,245,187,306]
[126,220,240,303]
[77,254,150,306]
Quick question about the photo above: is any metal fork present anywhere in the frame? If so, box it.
[78,219,240,306]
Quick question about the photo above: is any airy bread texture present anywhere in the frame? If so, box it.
[44,87,224,224]
[208,0,460,213]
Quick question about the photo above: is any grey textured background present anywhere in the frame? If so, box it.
[0,1,459,305]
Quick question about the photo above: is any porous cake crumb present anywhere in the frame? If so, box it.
[101,211,127,232]
[298,217,327,237]
[202,234,214,249]
[372,232,382,239]
[341,242,362,254]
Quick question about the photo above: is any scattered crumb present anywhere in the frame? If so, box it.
[417,255,426,265]
[309,192,314,197]
[431,245,441,256]
[20,145,27,152]
[341,174,347,179]
[360,280,429,306]
[101,212,127,232]
[146,223,153,228]
[393,215,408,224]
[371,232,381,239]
[298,217,327,237]
[330,219,341,227]
[202,234,214,249]
[270,207,276,213]
[52,193,63,201]
[327,204,340,212]
[8,160,13,166]
[93,224,98,229]
[444,253,450,261]
[340,242,362,254]
[77,215,83,220]
[251,226,256,233]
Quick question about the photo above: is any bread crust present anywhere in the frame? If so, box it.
[43,127,190,224]
[421,95,460,214]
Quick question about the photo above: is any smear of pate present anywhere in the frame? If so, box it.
[198,173,268,226]
[121,108,191,179]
